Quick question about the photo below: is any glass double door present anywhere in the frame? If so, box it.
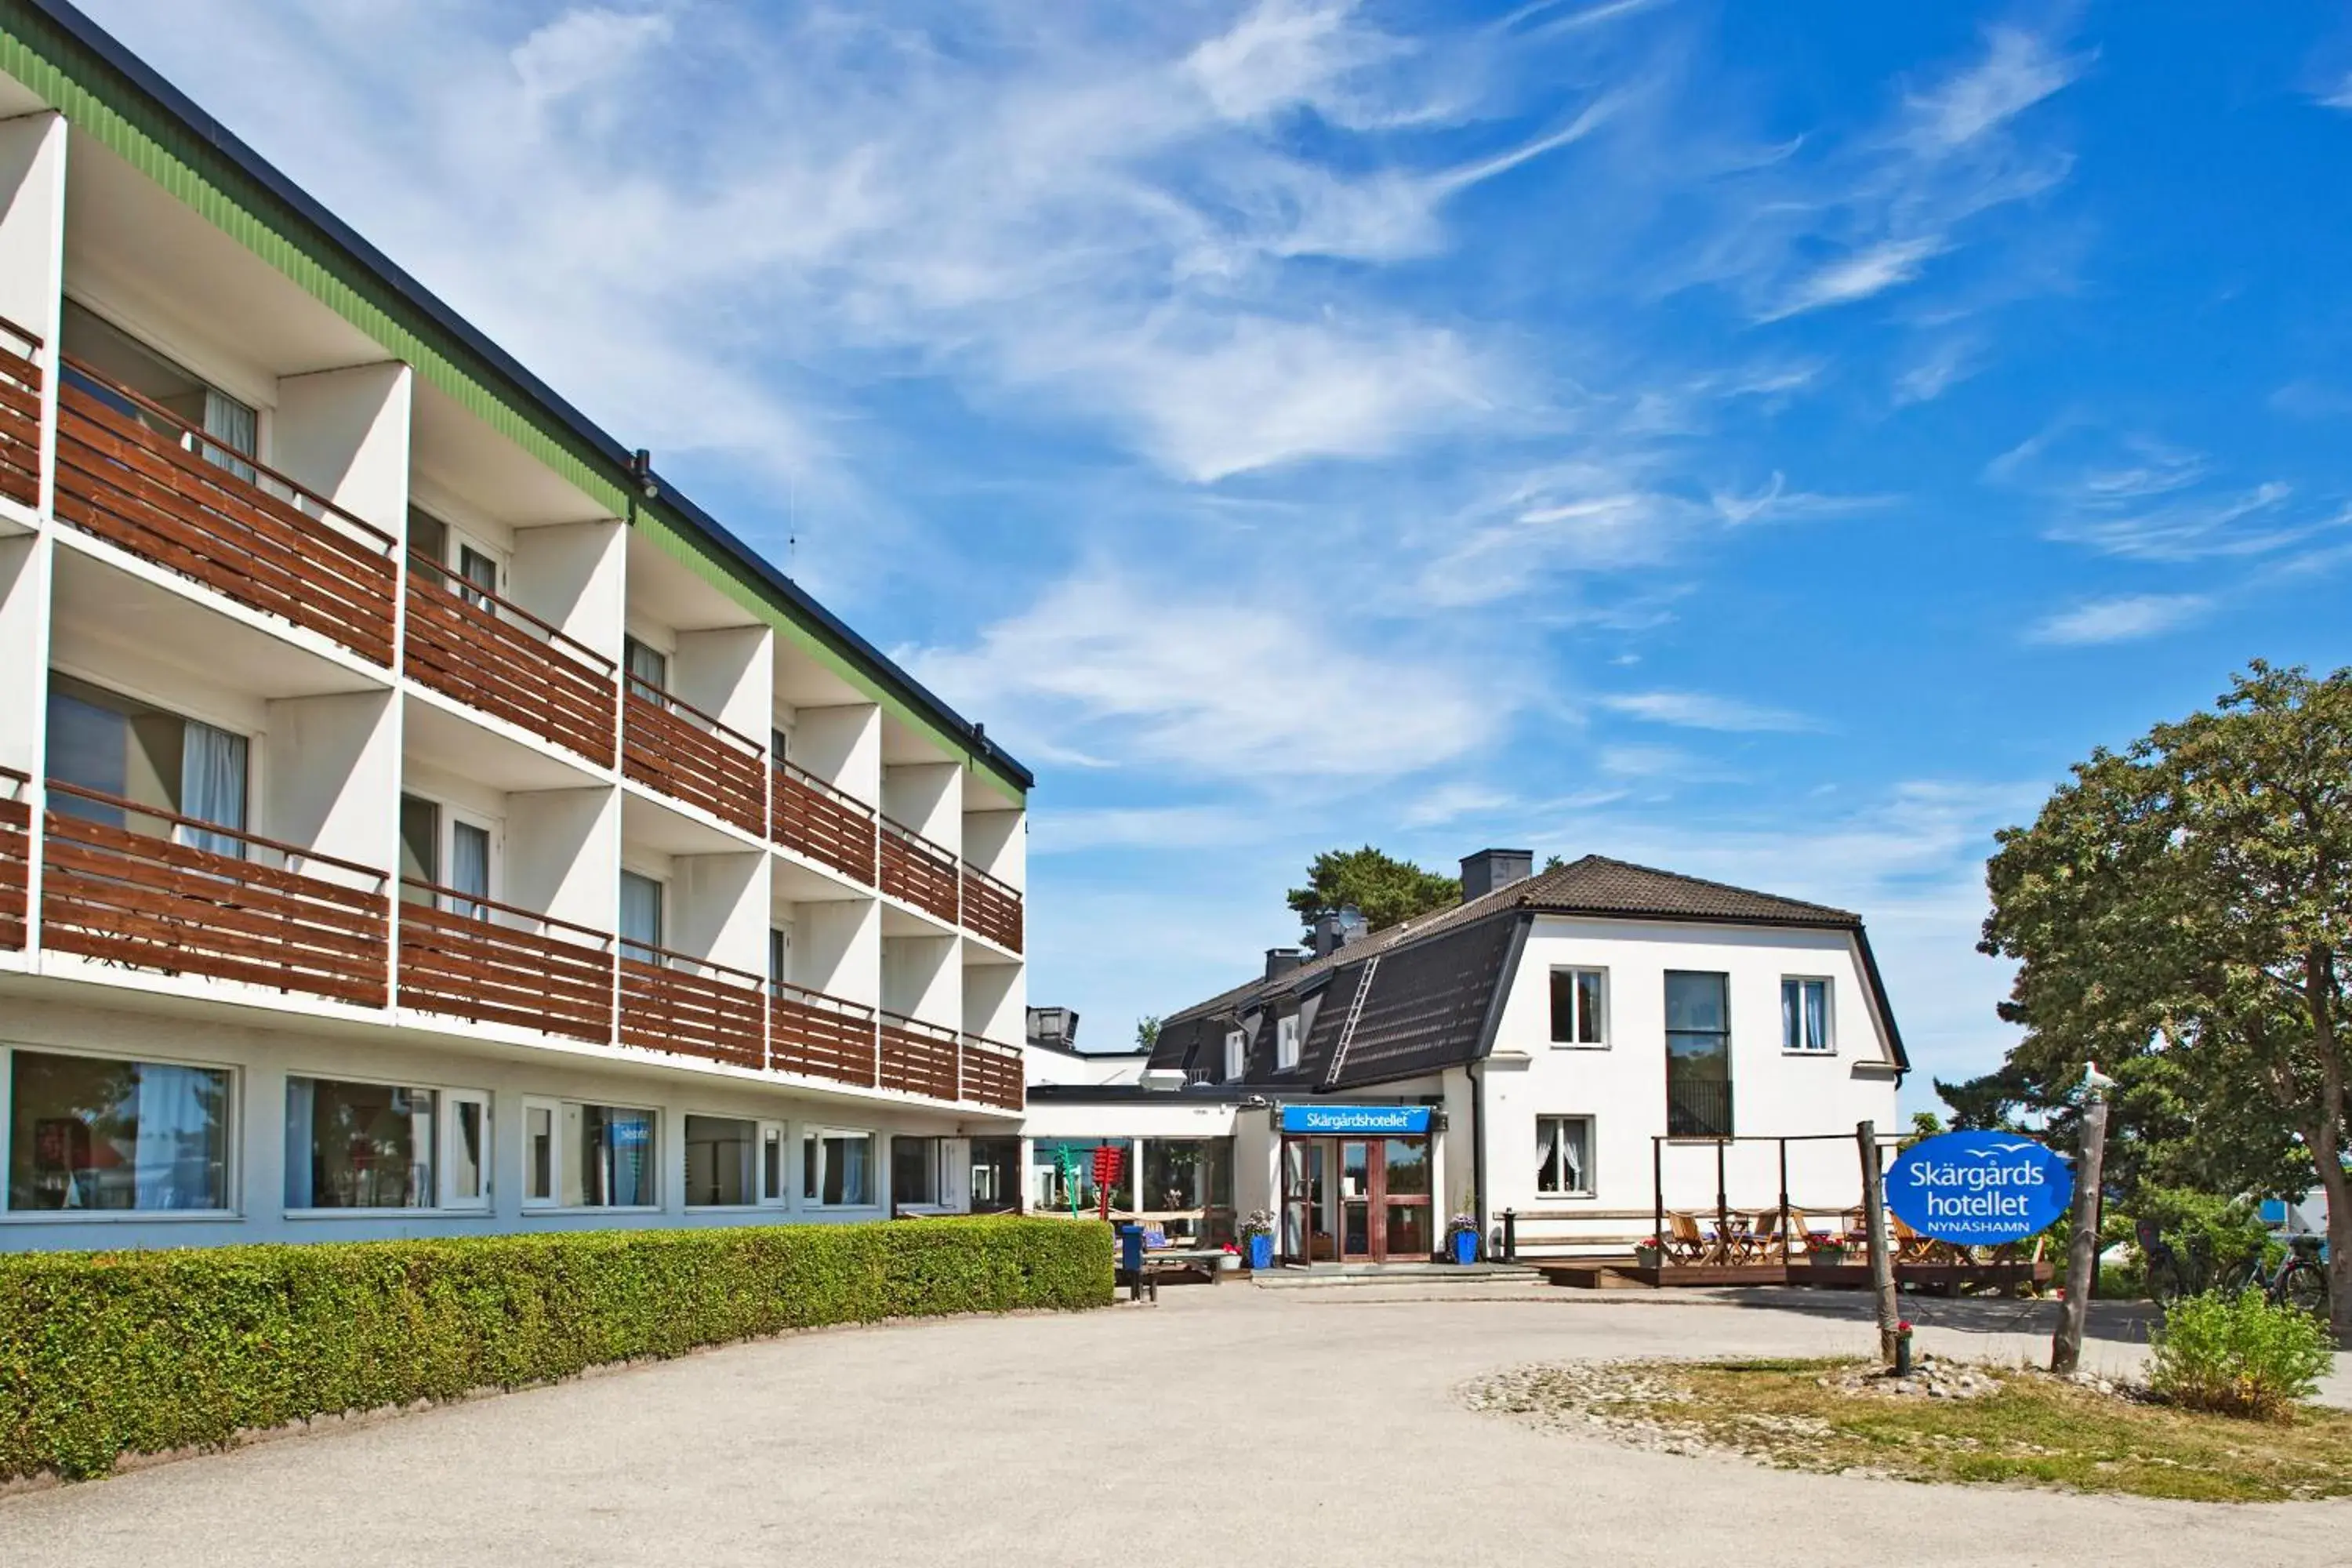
[1282,1135,1432,1263]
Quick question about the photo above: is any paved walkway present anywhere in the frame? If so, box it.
[5,1286,2347,1566]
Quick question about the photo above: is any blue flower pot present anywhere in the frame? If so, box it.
[1247,1234,1273,1270]
[1451,1229,1478,1265]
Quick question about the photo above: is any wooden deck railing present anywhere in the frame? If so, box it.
[53,358,399,665]
[771,759,877,884]
[960,862,1023,953]
[959,1033,1025,1112]
[622,688,767,835]
[771,978,878,1087]
[41,780,390,1007]
[880,1011,961,1102]
[880,815,958,923]
[0,766,27,951]
[405,556,618,766]
[397,882,614,1043]
[0,315,42,511]
[619,945,766,1069]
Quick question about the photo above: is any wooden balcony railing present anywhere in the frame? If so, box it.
[0,766,27,952]
[771,978,878,1087]
[880,1011,961,1102]
[622,688,767,836]
[404,556,618,766]
[880,815,958,923]
[960,862,1023,953]
[397,882,614,1043]
[619,945,766,1069]
[41,780,390,1007]
[960,1033,1025,1112]
[0,316,42,511]
[54,358,399,665]
[771,759,877,884]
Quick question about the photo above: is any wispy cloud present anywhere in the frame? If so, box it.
[2025,593,2212,646]
[1598,691,1824,732]
[1893,336,1980,406]
[1763,237,1947,321]
[2318,72,2352,111]
[1900,27,2088,151]
[1992,423,2346,562]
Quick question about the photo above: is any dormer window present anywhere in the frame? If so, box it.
[1223,1029,1244,1082]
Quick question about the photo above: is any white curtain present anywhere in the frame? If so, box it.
[1804,983,1828,1053]
[283,1078,316,1209]
[1560,1122,1586,1193]
[201,388,258,484]
[450,822,490,919]
[133,1063,220,1210]
[176,720,248,858]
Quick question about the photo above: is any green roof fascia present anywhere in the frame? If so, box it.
[0,0,1026,807]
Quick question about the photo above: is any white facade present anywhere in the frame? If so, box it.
[0,30,1028,1251]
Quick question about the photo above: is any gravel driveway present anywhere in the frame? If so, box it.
[4,1284,2346,1567]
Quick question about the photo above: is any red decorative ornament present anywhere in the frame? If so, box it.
[1091,1143,1124,1222]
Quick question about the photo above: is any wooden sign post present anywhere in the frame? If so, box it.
[2051,1094,2111,1376]
[1857,1120,1900,1367]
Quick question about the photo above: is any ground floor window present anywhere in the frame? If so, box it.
[1030,1138,1134,1215]
[5,1049,231,1211]
[803,1128,875,1207]
[891,1135,943,1207]
[969,1137,1020,1213]
[685,1115,786,1207]
[524,1099,655,1208]
[285,1076,439,1210]
[1535,1115,1595,1197]
[1141,1138,1236,1243]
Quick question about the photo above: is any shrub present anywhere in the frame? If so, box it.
[0,1216,1111,1482]
[2149,1289,2334,1421]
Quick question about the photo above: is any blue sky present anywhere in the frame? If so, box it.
[85,1,2352,1103]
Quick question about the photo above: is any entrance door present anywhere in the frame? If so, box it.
[1339,1138,1377,1260]
[1283,1139,1334,1263]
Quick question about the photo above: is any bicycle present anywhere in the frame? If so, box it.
[2136,1218,2329,1317]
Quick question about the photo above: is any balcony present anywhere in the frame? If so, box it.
[622,688,766,837]
[960,862,1023,953]
[0,318,41,511]
[404,556,618,767]
[880,1011,960,1102]
[771,979,878,1088]
[53,359,399,666]
[0,767,27,951]
[41,780,390,1008]
[397,884,614,1044]
[879,815,957,924]
[960,1033,1025,1112]
[619,944,766,1069]
[771,759,877,884]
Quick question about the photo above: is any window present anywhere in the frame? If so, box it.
[1535,1116,1595,1196]
[408,507,500,609]
[445,1093,489,1207]
[771,726,790,764]
[685,1115,782,1207]
[1548,967,1606,1046]
[1782,978,1833,1054]
[399,794,493,914]
[1664,971,1733,1138]
[1222,1029,1244,1082]
[48,674,247,856]
[1276,1014,1300,1070]
[522,1099,656,1208]
[1029,1138,1134,1214]
[285,1076,437,1210]
[622,636,668,704]
[456,543,499,610]
[6,1049,232,1211]
[768,925,792,994]
[969,1137,1020,1213]
[801,1128,876,1207]
[619,871,664,964]
[1141,1138,1236,1242]
[891,1135,942,1207]
[62,303,257,478]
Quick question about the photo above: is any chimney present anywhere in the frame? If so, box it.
[1025,1005,1080,1049]
[1312,906,1369,958]
[1460,848,1534,902]
[1265,948,1305,982]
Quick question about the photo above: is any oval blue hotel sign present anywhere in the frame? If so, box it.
[1885,1131,2072,1246]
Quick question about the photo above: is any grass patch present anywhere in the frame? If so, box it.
[1465,1358,2352,1504]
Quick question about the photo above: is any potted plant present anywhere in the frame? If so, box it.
[1809,1233,1848,1266]
[1218,1243,1242,1273]
[1446,1212,1480,1265]
[1240,1210,1276,1270]
[1634,1236,1664,1269]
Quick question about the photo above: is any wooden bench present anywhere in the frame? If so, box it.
[1119,1247,1225,1301]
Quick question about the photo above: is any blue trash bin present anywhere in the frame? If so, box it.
[1247,1233,1273,1271]
[1118,1224,1146,1298]
[1451,1229,1477,1265]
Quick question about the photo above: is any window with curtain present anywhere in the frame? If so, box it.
[1549,967,1606,1046]
[802,1129,876,1207]
[284,1077,437,1210]
[60,302,257,479]
[1664,971,1733,1138]
[1222,1029,1244,1082]
[619,871,664,964]
[561,1102,655,1207]
[1535,1115,1595,1196]
[6,1049,231,1210]
[622,636,668,704]
[449,821,491,918]
[45,675,245,855]
[684,1115,757,1207]
[177,720,248,857]
[456,543,499,610]
[1276,1014,1300,1069]
[1781,978,1832,1054]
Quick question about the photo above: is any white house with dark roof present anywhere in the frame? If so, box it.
[1025,849,1904,1263]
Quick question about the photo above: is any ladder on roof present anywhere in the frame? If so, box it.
[1321,954,1381,1088]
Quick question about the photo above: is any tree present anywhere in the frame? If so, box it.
[1977,662,2352,1336]
[1286,846,1459,937]
[1134,1015,1161,1051]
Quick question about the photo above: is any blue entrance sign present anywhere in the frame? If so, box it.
[1886,1131,2071,1246]
[1279,1104,1433,1136]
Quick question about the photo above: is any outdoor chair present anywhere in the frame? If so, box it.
[1664,1210,1709,1264]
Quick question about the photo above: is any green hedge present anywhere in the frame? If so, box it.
[0,1216,1112,1481]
